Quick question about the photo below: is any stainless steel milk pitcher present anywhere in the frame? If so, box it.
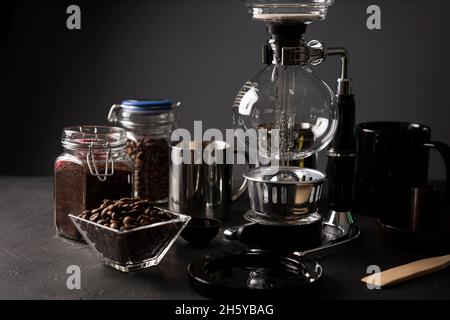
[169,140,247,221]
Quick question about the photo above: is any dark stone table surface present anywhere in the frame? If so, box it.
[0,176,449,300]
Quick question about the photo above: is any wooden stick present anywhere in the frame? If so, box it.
[361,254,450,287]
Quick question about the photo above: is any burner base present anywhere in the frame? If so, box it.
[224,211,360,255]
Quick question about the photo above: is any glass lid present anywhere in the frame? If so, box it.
[243,0,334,23]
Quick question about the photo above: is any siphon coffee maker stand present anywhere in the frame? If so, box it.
[188,0,360,296]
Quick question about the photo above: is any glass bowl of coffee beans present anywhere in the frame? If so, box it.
[69,198,190,272]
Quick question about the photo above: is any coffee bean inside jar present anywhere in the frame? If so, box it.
[54,126,134,241]
[127,138,169,202]
[108,99,178,203]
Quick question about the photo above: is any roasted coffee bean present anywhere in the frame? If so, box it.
[91,208,101,214]
[128,209,140,216]
[110,222,120,230]
[148,217,159,224]
[97,219,106,225]
[89,213,99,222]
[123,216,136,225]
[124,223,137,230]
[111,212,120,221]
[145,208,159,215]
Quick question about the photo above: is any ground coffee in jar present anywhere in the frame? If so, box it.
[54,126,133,241]
[108,99,178,202]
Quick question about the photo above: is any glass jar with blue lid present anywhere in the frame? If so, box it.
[108,99,179,202]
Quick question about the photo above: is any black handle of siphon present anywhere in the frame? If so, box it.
[326,94,356,212]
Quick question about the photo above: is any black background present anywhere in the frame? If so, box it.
[1,0,450,177]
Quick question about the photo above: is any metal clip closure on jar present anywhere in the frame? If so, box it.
[86,142,114,181]
[61,126,129,181]
[62,126,126,181]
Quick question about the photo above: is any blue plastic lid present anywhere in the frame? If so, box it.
[121,99,173,112]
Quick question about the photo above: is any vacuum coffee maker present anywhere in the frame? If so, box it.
[227,0,358,249]
[188,0,360,295]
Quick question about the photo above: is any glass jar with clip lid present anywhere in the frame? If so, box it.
[54,126,134,241]
[108,99,179,203]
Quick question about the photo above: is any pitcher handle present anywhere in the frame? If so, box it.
[232,176,248,202]
[424,141,450,210]
[231,148,249,202]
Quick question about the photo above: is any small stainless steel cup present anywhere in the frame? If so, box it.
[169,140,246,221]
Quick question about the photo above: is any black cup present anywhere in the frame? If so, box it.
[353,122,450,227]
